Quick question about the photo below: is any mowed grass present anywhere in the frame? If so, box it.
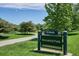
[0,33,35,41]
[0,39,61,56]
[0,31,78,56]
[68,31,79,56]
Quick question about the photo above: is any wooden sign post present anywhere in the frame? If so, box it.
[63,31,67,55]
[38,31,42,51]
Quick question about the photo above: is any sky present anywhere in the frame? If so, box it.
[0,3,48,25]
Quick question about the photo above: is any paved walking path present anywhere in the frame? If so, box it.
[0,35,37,47]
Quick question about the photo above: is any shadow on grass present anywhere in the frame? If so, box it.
[30,38,61,56]
[32,50,61,56]
[30,38,37,41]
[16,33,35,35]
[68,32,79,36]
[0,36,9,39]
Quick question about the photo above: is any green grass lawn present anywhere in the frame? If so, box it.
[0,33,35,41]
[68,31,79,56]
[0,39,61,56]
[0,31,78,56]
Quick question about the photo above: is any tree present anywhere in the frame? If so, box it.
[72,4,79,30]
[44,3,73,31]
[0,18,17,33]
[35,23,43,30]
[19,21,36,34]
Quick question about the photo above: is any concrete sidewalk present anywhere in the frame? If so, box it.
[0,35,37,47]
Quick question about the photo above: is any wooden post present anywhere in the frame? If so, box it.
[38,31,42,51]
[63,30,67,55]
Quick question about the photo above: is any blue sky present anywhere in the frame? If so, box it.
[0,3,47,25]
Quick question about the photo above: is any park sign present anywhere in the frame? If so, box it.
[38,30,67,55]
[41,35,62,50]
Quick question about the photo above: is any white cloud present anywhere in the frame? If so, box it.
[0,3,45,10]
